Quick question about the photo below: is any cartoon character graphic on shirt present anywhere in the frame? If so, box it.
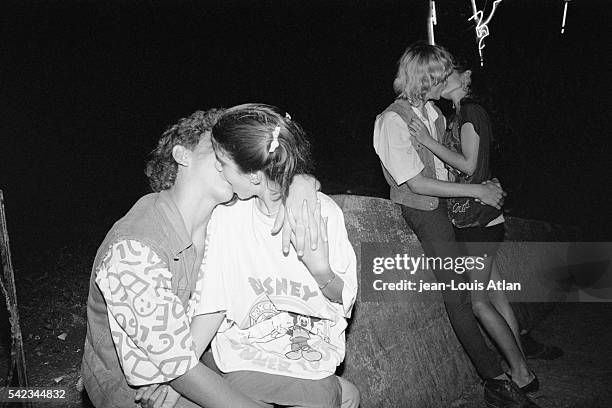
[284,313,328,361]
[247,307,331,362]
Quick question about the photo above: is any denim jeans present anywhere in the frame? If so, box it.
[400,203,504,380]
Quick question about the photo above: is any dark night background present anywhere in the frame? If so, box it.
[1,0,611,262]
[1,0,612,402]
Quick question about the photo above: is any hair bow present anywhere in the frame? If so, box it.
[269,125,281,153]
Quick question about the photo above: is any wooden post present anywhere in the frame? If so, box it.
[0,190,32,408]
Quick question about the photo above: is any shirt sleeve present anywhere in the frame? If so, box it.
[194,208,230,319]
[373,111,424,185]
[461,103,488,136]
[321,194,358,318]
[95,240,198,386]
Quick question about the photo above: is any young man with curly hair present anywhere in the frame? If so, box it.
[82,109,319,408]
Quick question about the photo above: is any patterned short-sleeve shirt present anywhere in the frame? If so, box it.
[95,239,200,385]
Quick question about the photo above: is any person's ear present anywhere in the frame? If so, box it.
[172,145,191,167]
[249,172,261,185]
[461,70,472,91]
[214,157,223,172]
[463,70,473,83]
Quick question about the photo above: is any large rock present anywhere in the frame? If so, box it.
[330,195,573,408]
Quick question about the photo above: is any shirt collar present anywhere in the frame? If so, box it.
[155,189,193,256]
[411,101,439,124]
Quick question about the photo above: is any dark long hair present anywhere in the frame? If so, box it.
[454,58,491,111]
[449,57,499,149]
[211,103,314,201]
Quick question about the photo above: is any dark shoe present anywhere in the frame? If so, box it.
[506,371,540,394]
[483,378,541,408]
[521,332,564,360]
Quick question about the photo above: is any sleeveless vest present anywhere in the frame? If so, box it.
[81,191,197,408]
[380,99,446,211]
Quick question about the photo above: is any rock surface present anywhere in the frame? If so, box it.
[330,195,576,408]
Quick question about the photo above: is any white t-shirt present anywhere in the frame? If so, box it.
[197,193,358,380]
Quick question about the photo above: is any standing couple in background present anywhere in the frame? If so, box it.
[374,42,541,408]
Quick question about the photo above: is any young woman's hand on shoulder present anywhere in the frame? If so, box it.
[407,118,434,146]
[288,199,330,276]
[272,175,321,256]
[290,200,344,303]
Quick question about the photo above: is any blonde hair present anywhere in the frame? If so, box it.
[393,42,454,106]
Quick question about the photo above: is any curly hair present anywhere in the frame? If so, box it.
[393,42,454,106]
[145,109,224,192]
[211,103,314,201]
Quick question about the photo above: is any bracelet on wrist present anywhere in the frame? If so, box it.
[318,273,337,290]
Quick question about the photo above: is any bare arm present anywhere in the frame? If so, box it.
[311,266,344,304]
[163,313,256,408]
[170,363,261,408]
[190,312,225,358]
[408,118,479,176]
[288,200,345,303]
[407,173,504,209]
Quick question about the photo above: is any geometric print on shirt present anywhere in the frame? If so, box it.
[95,240,199,385]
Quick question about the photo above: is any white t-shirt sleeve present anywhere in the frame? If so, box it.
[195,209,230,319]
[321,195,358,318]
[373,111,424,185]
